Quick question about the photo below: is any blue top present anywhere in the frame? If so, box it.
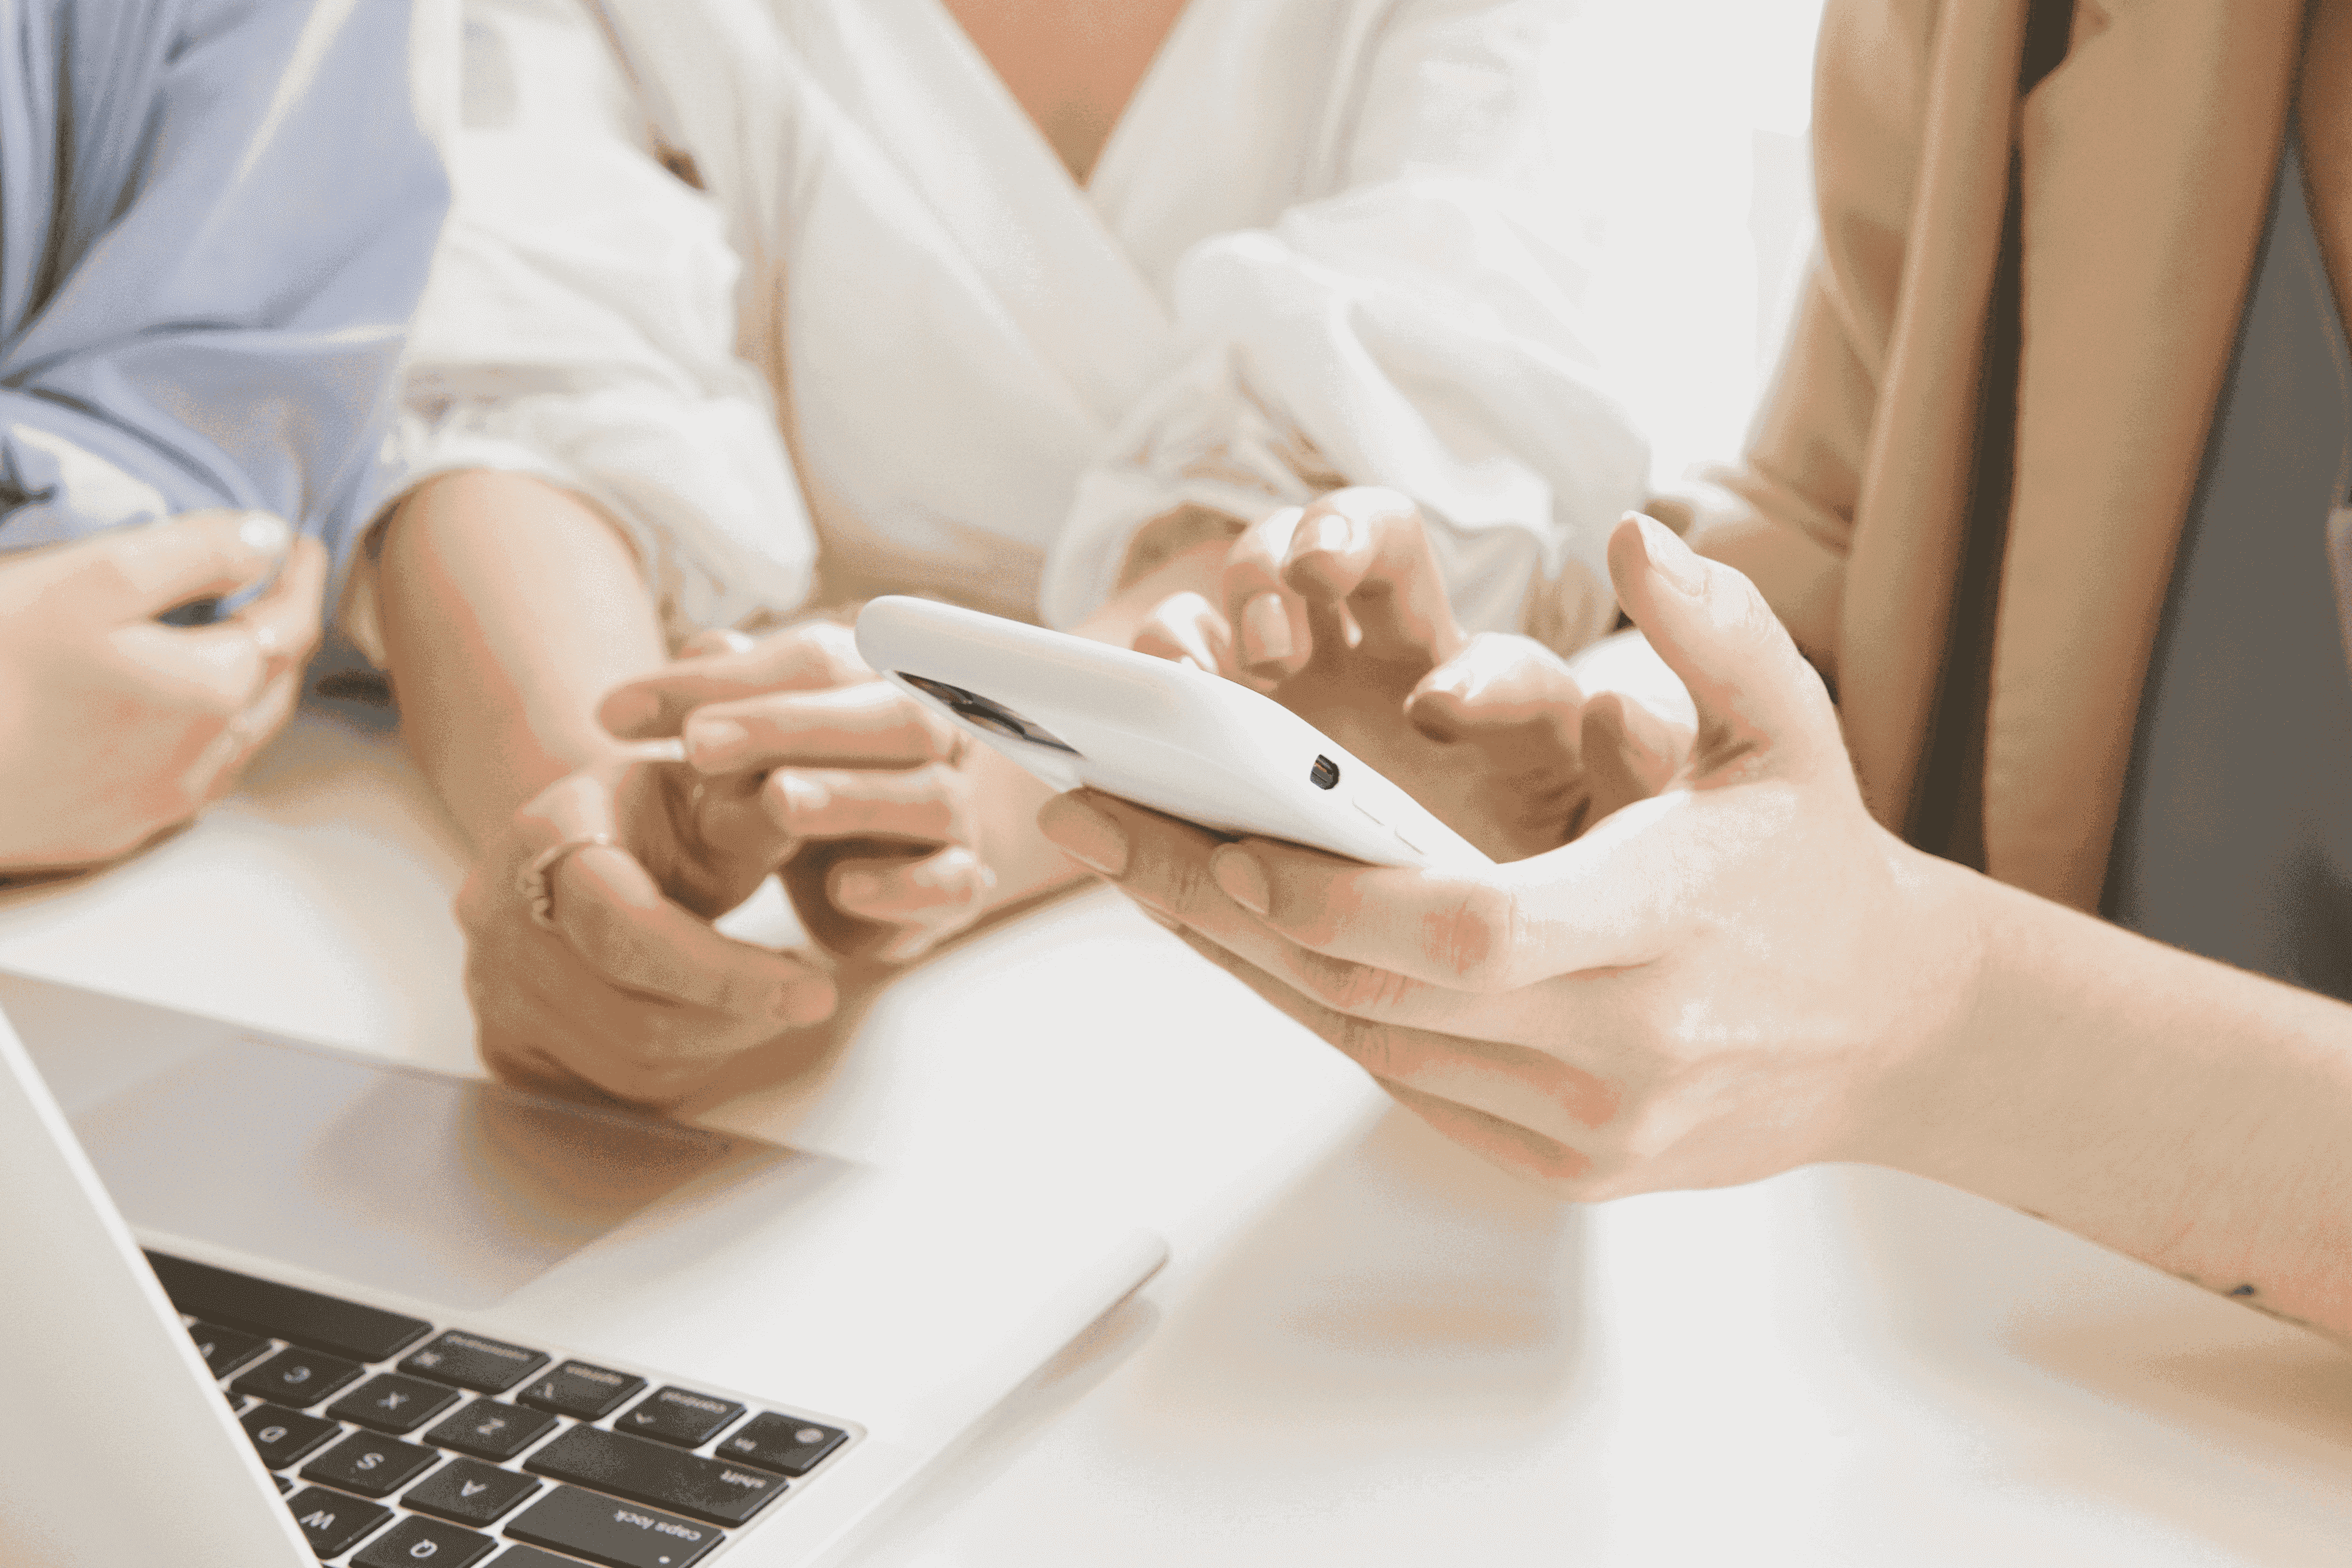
[2104,137,2352,998]
[0,0,447,574]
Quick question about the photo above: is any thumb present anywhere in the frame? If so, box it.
[66,511,293,621]
[1607,513,1839,783]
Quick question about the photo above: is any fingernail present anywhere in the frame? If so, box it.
[1210,845,1270,915]
[621,737,687,764]
[773,772,829,819]
[687,718,747,769]
[1633,513,1706,597]
[1240,592,1292,666]
[1038,795,1129,877]
[1306,513,1354,556]
[239,513,292,559]
[714,629,755,654]
[837,869,884,904]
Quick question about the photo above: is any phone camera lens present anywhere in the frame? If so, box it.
[897,673,1080,755]
[1310,755,1340,790]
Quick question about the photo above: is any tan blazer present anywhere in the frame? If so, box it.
[1702,0,2352,912]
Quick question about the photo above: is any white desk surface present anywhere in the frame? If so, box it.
[4,696,2348,1567]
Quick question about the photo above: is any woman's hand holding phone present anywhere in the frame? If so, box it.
[1126,488,1686,862]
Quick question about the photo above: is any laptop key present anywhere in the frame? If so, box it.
[241,1402,342,1469]
[491,1548,601,1567]
[504,1484,723,1568]
[351,1513,497,1568]
[146,1253,431,1362]
[525,1425,786,1527]
[428,1397,560,1461]
[232,1347,366,1409]
[189,1320,270,1378]
[328,1371,462,1434]
[285,1485,394,1558]
[301,1431,442,1498]
[518,1361,646,1421]
[401,1330,551,1394]
[612,1387,744,1449]
[716,1412,848,1477]
[406,1456,545,1526]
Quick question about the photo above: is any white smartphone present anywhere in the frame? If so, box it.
[854,596,1491,872]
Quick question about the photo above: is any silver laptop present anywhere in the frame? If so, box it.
[0,973,1163,1567]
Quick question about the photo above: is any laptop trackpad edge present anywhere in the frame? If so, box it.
[69,1032,832,1311]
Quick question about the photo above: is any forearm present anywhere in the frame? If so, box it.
[374,471,668,847]
[1875,858,2352,1340]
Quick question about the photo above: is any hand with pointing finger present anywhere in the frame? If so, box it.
[598,618,992,962]
[1129,487,1686,862]
[1046,513,1975,1197]
[0,510,325,873]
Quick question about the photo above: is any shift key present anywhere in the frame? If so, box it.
[526,1425,786,1526]
[505,1485,722,1568]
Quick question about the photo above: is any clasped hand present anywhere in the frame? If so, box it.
[461,620,996,1107]
[0,510,324,874]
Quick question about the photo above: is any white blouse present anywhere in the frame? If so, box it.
[379,0,1648,653]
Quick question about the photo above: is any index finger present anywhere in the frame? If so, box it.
[38,510,294,622]
[107,537,329,711]
[680,680,960,774]
[1219,506,1313,680]
[210,534,328,679]
[600,619,872,738]
[1280,488,1466,669]
[1214,798,1697,990]
[1053,785,1686,991]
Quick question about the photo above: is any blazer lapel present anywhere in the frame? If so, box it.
[2299,0,2352,344]
[1983,0,2301,908]
[1837,0,2032,835]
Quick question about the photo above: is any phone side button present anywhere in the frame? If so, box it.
[1352,797,1390,829]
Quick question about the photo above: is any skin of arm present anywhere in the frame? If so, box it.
[1894,873,2352,1336]
[373,470,666,848]
[1046,511,2352,1341]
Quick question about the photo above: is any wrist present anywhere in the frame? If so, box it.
[1836,841,2007,1178]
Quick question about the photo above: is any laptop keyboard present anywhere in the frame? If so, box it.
[150,1253,854,1566]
